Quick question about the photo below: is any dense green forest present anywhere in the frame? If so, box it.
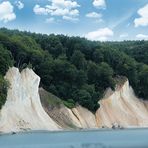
[0,28,148,112]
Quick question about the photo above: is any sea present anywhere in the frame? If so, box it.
[0,128,148,148]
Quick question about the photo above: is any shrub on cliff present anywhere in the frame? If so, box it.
[0,76,10,109]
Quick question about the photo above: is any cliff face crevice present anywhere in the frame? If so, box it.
[1,67,148,133]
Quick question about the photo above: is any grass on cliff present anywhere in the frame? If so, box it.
[39,88,63,108]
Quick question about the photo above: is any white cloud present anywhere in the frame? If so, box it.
[136,34,148,40]
[93,0,106,9]
[86,12,102,18]
[134,4,148,27]
[46,17,55,23]
[15,1,24,10]
[48,0,80,9]
[63,16,78,22]
[33,5,48,15]
[33,0,80,22]
[0,1,16,23]
[120,33,129,38]
[85,27,114,41]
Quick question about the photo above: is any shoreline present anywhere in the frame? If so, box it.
[1,127,148,136]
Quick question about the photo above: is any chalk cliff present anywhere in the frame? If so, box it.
[39,88,97,129]
[40,78,148,129]
[96,80,148,128]
[0,67,60,133]
[1,67,148,133]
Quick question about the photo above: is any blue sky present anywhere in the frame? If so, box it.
[0,0,148,41]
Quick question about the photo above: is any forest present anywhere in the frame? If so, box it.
[0,28,148,112]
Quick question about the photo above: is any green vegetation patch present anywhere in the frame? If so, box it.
[0,76,10,109]
[63,99,75,109]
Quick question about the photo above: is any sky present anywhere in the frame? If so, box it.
[0,0,148,41]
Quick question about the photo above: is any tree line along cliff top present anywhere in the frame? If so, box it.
[0,28,148,112]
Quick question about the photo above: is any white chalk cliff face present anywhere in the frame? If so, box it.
[0,67,60,133]
[1,67,148,133]
[54,105,97,129]
[43,80,148,129]
[96,80,148,128]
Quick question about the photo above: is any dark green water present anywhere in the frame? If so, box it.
[0,128,148,148]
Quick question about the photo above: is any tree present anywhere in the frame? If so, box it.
[93,48,104,63]
[0,75,9,109]
[71,50,87,70]
[76,89,94,111]
[137,65,148,99]
[97,62,115,91]
[0,45,13,75]
[87,61,100,84]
